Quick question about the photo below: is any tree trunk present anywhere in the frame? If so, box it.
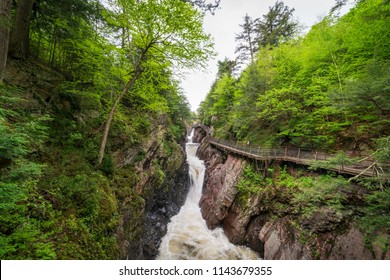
[97,69,143,165]
[0,0,12,83]
[8,0,34,59]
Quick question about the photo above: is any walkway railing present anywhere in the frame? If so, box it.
[208,137,385,178]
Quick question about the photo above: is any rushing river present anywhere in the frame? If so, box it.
[157,130,259,260]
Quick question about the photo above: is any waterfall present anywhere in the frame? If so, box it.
[158,129,259,260]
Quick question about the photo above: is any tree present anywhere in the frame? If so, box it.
[217,58,237,78]
[235,14,257,64]
[256,1,298,47]
[330,0,353,14]
[8,0,34,59]
[0,0,12,83]
[184,0,221,14]
[29,0,101,67]
[208,73,236,137]
[98,0,213,164]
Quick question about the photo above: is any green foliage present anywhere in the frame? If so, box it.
[291,175,350,217]
[0,85,55,259]
[359,188,390,252]
[236,162,351,218]
[201,0,389,152]
[234,1,298,65]
[374,136,390,164]
[256,1,299,47]
[2,0,197,260]
[237,165,264,195]
[309,151,359,172]
[235,14,257,64]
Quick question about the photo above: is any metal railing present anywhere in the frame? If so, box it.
[208,137,384,177]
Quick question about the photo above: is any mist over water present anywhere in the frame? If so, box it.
[157,130,259,260]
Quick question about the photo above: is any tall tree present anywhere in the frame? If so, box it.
[256,1,298,47]
[0,0,12,83]
[235,14,257,64]
[98,0,213,164]
[217,58,237,78]
[8,0,34,59]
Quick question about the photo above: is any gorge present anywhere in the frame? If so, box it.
[158,130,258,259]
[1,0,388,262]
[188,126,390,260]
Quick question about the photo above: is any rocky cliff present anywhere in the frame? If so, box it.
[111,125,190,260]
[3,59,190,260]
[194,129,389,260]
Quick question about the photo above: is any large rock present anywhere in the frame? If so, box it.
[223,193,263,244]
[192,126,208,143]
[256,217,376,260]
[198,143,246,228]
[328,226,373,259]
[258,218,311,259]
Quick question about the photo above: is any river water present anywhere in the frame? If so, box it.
[157,130,259,260]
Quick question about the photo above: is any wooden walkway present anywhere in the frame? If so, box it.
[208,138,382,178]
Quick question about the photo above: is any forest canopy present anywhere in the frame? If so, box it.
[199,0,390,153]
[0,0,212,259]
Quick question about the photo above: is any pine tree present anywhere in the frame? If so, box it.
[256,1,298,47]
[217,58,237,78]
[235,14,258,65]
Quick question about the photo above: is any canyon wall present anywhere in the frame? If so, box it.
[115,128,189,259]
[195,130,389,260]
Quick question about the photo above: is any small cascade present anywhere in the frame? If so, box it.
[157,129,259,260]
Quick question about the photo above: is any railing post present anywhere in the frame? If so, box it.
[284,147,287,159]
[297,148,300,159]
[315,150,318,160]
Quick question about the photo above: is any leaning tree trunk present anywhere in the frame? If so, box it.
[8,0,34,59]
[0,0,12,83]
[97,69,143,165]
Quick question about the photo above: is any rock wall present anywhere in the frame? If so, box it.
[115,129,189,259]
[192,126,208,144]
[196,136,389,260]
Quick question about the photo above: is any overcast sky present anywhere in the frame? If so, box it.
[180,0,354,111]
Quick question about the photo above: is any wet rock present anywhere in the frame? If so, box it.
[192,127,208,143]
[141,160,189,259]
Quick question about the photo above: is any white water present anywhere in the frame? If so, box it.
[157,130,259,260]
